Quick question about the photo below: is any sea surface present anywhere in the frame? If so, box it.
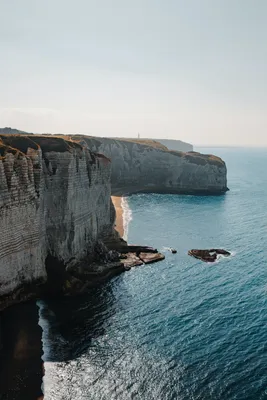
[39,147,267,400]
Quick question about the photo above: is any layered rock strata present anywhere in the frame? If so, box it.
[0,135,113,310]
[0,134,228,309]
[69,136,228,195]
[0,135,166,310]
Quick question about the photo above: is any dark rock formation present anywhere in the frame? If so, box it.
[139,252,165,264]
[188,249,231,262]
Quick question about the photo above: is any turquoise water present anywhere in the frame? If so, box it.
[40,147,267,400]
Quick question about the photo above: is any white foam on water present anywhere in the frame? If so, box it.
[213,251,234,264]
[121,197,132,241]
[37,299,69,399]
[36,299,48,397]
[162,247,171,251]
[37,299,50,361]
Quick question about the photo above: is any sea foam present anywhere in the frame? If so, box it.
[121,197,132,241]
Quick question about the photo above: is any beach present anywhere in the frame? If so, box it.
[111,196,124,238]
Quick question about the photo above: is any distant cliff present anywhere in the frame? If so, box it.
[0,135,114,310]
[151,138,193,152]
[110,138,193,152]
[70,136,228,195]
[0,127,33,135]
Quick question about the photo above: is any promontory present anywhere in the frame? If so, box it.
[0,133,228,310]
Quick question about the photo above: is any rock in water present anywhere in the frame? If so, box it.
[188,249,231,263]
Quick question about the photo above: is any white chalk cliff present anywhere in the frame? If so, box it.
[73,136,228,195]
[0,134,228,309]
[0,135,113,309]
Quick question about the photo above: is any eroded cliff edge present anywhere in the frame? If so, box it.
[0,135,115,310]
[69,136,228,195]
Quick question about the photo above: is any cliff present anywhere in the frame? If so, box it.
[0,133,228,309]
[150,138,193,152]
[69,136,228,195]
[109,138,192,152]
[0,135,114,310]
[0,127,33,135]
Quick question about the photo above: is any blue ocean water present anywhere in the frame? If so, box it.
[40,147,267,400]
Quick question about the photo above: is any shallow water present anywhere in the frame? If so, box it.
[39,147,267,400]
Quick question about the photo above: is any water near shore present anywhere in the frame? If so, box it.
[3,147,267,399]
[112,196,132,240]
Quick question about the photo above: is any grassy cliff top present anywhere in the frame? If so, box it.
[110,138,168,150]
[68,135,225,167]
[0,127,34,135]
[170,150,225,167]
[0,134,83,156]
[0,130,225,167]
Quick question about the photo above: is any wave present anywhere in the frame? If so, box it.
[121,197,132,241]
[37,299,51,361]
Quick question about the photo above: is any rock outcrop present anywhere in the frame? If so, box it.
[0,135,113,310]
[69,136,228,195]
[188,249,231,262]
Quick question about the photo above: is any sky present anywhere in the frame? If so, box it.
[1,0,267,146]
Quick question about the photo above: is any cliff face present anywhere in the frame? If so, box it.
[71,136,228,195]
[0,135,113,309]
[0,133,228,309]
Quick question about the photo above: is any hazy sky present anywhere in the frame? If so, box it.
[1,0,267,146]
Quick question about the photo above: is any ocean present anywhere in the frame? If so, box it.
[38,147,267,400]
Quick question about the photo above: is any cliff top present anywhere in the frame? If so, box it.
[170,150,225,167]
[0,135,110,164]
[0,127,33,135]
[0,134,83,157]
[68,135,225,168]
[0,130,225,168]
[110,138,168,150]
